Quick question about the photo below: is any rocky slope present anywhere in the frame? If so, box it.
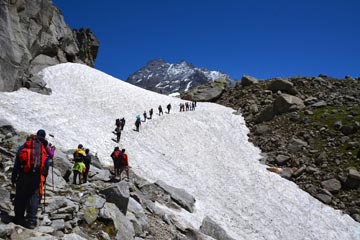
[127,59,235,95]
[0,0,99,94]
[216,75,360,223]
[0,122,234,240]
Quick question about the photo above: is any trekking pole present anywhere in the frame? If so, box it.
[42,183,46,214]
[52,159,54,191]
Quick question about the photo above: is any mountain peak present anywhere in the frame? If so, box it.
[127,59,235,94]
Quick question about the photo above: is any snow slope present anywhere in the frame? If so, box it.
[1,63,359,239]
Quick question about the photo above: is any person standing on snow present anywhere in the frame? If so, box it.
[158,105,163,115]
[143,111,147,122]
[120,118,125,130]
[135,115,141,132]
[115,126,121,143]
[166,103,171,114]
[149,108,153,119]
[11,129,55,229]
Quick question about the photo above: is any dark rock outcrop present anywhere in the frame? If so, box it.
[0,0,99,93]
[127,59,235,95]
[181,78,228,102]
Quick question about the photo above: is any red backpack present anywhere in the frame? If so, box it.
[18,135,47,173]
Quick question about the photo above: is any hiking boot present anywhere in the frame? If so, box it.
[24,221,37,229]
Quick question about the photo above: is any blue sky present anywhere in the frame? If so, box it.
[53,0,360,80]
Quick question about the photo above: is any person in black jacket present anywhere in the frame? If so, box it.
[83,149,91,183]
[166,103,171,114]
[158,105,163,115]
[120,118,125,130]
[149,108,153,119]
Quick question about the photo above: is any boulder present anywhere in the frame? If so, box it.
[100,202,135,240]
[127,197,149,234]
[321,178,342,193]
[254,106,275,123]
[200,216,235,240]
[268,78,298,95]
[155,180,196,213]
[344,169,360,189]
[275,154,291,165]
[273,94,305,115]
[287,138,308,153]
[46,167,67,190]
[100,181,130,215]
[241,75,258,87]
[310,100,327,108]
[316,193,332,204]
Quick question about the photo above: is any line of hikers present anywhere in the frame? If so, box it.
[11,129,131,230]
[135,104,172,132]
[179,101,197,112]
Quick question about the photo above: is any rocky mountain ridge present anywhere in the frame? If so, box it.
[215,74,360,223]
[0,0,99,94]
[127,59,235,95]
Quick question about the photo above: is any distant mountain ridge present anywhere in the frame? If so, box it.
[127,59,235,94]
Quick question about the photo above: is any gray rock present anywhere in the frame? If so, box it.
[155,180,196,213]
[0,119,16,136]
[249,103,259,114]
[310,100,327,108]
[321,178,342,193]
[45,167,67,190]
[255,106,275,123]
[268,78,298,95]
[275,154,291,165]
[340,125,357,136]
[100,202,135,240]
[316,193,332,204]
[287,138,308,153]
[254,124,271,135]
[83,206,99,225]
[84,195,106,209]
[127,197,149,234]
[51,219,65,231]
[333,121,343,130]
[273,93,305,115]
[241,75,258,87]
[344,169,360,189]
[200,216,235,240]
[100,181,130,215]
[63,233,88,240]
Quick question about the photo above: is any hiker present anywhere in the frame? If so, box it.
[149,108,153,119]
[72,144,86,184]
[11,129,55,229]
[167,103,171,114]
[83,149,91,183]
[120,149,130,181]
[115,118,121,130]
[120,118,125,130]
[135,115,141,132]
[179,103,184,112]
[185,102,189,111]
[115,126,121,143]
[158,105,163,115]
[143,111,147,122]
[192,101,196,111]
[111,147,122,178]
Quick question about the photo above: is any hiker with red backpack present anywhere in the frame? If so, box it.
[111,147,122,178]
[11,129,55,229]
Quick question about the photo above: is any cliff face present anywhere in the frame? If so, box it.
[0,0,99,93]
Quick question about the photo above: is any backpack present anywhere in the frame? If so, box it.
[113,150,125,166]
[18,135,47,173]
